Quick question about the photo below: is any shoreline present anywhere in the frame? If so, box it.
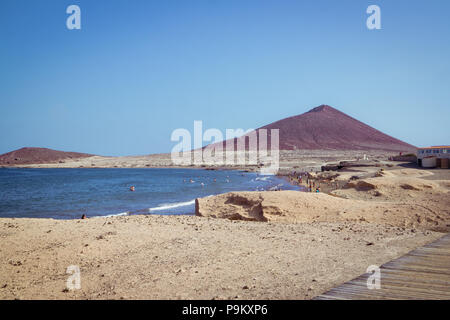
[0,167,297,221]
[0,149,401,170]
[1,155,448,299]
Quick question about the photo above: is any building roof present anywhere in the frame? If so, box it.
[417,146,450,150]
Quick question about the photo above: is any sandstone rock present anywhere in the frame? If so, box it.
[195,191,346,223]
[343,181,376,191]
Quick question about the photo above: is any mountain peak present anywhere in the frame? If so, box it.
[308,105,336,113]
[258,105,416,152]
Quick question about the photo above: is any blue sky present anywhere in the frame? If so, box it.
[1,0,449,156]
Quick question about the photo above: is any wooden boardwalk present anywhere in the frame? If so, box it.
[315,233,450,300]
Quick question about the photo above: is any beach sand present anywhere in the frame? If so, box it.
[0,215,443,300]
[1,156,449,300]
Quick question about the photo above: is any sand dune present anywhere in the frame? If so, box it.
[196,168,450,232]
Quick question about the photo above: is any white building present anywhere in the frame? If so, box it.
[417,146,450,168]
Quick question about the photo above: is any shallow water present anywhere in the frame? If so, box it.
[0,168,300,219]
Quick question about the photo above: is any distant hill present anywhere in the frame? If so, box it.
[0,147,93,165]
[208,105,416,152]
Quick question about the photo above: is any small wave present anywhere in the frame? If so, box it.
[255,176,271,181]
[102,211,129,218]
[258,169,276,175]
[149,199,195,212]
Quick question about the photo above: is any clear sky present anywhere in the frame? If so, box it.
[1,0,449,156]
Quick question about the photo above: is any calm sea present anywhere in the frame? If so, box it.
[0,168,300,219]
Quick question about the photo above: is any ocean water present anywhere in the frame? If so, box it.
[0,168,300,219]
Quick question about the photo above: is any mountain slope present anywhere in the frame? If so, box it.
[0,147,93,165]
[210,105,415,152]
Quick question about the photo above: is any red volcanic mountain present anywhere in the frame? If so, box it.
[0,147,93,165]
[261,105,415,151]
[210,105,416,152]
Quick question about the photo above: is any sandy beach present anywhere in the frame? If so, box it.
[1,160,448,300]
[2,0,449,305]
[0,215,443,300]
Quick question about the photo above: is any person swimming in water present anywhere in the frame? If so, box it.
[130,186,135,191]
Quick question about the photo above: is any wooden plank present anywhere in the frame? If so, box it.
[321,281,450,300]
[347,280,450,297]
[378,268,450,283]
[314,233,450,300]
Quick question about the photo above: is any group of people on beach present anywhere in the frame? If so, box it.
[291,171,320,193]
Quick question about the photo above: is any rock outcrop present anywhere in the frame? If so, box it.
[195,191,349,223]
